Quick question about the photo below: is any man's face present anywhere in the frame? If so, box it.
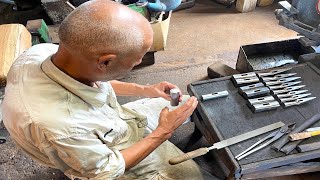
[100,34,153,81]
[103,50,147,81]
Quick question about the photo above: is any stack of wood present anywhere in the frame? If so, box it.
[236,0,274,13]
[0,24,31,86]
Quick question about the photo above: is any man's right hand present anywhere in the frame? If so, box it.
[156,96,198,139]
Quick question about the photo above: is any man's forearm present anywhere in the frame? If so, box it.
[109,80,146,96]
[120,128,171,170]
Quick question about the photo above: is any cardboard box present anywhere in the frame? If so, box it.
[128,4,171,52]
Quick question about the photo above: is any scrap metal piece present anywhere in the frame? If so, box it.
[279,93,312,103]
[233,76,260,87]
[239,83,265,94]
[261,73,297,81]
[201,90,229,101]
[275,90,309,99]
[243,87,270,99]
[248,96,275,105]
[232,72,257,79]
[268,81,301,90]
[283,97,316,108]
[272,85,305,94]
[264,77,301,86]
[251,101,280,113]
[257,68,292,77]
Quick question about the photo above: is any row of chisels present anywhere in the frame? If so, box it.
[232,68,316,113]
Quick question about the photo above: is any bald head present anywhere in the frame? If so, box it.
[59,0,153,57]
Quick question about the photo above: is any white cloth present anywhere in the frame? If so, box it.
[3,44,202,180]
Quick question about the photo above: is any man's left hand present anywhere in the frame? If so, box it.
[144,81,182,101]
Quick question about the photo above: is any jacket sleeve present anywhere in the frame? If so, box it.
[48,133,126,179]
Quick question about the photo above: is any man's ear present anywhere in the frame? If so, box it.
[97,54,117,70]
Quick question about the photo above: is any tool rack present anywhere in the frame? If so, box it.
[188,62,320,179]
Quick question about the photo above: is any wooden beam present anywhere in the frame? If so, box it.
[0,24,31,86]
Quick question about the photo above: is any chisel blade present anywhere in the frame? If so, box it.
[208,122,285,150]
[279,93,312,103]
[265,77,301,86]
[268,81,301,90]
[272,85,305,95]
[275,90,309,99]
[258,68,292,77]
[283,97,316,108]
[262,73,297,81]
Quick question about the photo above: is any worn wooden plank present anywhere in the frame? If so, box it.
[236,0,257,13]
[0,24,31,86]
[242,162,320,179]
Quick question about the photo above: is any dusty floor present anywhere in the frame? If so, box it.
[1,0,320,179]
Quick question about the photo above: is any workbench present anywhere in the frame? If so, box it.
[188,62,320,179]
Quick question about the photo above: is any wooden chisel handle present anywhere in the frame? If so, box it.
[289,130,320,141]
[169,147,209,165]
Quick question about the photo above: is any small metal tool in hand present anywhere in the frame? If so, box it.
[235,123,295,160]
[170,88,180,106]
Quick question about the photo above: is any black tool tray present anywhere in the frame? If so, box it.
[236,39,314,73]
[188,62,320,178]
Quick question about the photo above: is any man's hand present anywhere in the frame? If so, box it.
[120,96,198,170]
[155,96,198,139]
[145,81,182,101]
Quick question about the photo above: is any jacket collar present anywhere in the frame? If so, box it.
[41,57,108,108]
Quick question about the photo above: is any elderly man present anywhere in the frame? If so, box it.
[3,0,209,179]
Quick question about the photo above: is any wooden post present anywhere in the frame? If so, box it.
[236,0,257,13]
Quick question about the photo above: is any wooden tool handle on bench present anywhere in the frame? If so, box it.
[289,130,320,141]
[169,147,209,165]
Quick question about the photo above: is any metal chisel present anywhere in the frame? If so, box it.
[268,81,301,90]
[169,122,285,165]
[272,85,305,94]
[275,90,309,99]
[232,72,257,79]
[265,77,301,86]
[248,96,275,105]
[279,93,312,103]
[257,68,292,77]
[283,97,316,108]
[261,73,297,81]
